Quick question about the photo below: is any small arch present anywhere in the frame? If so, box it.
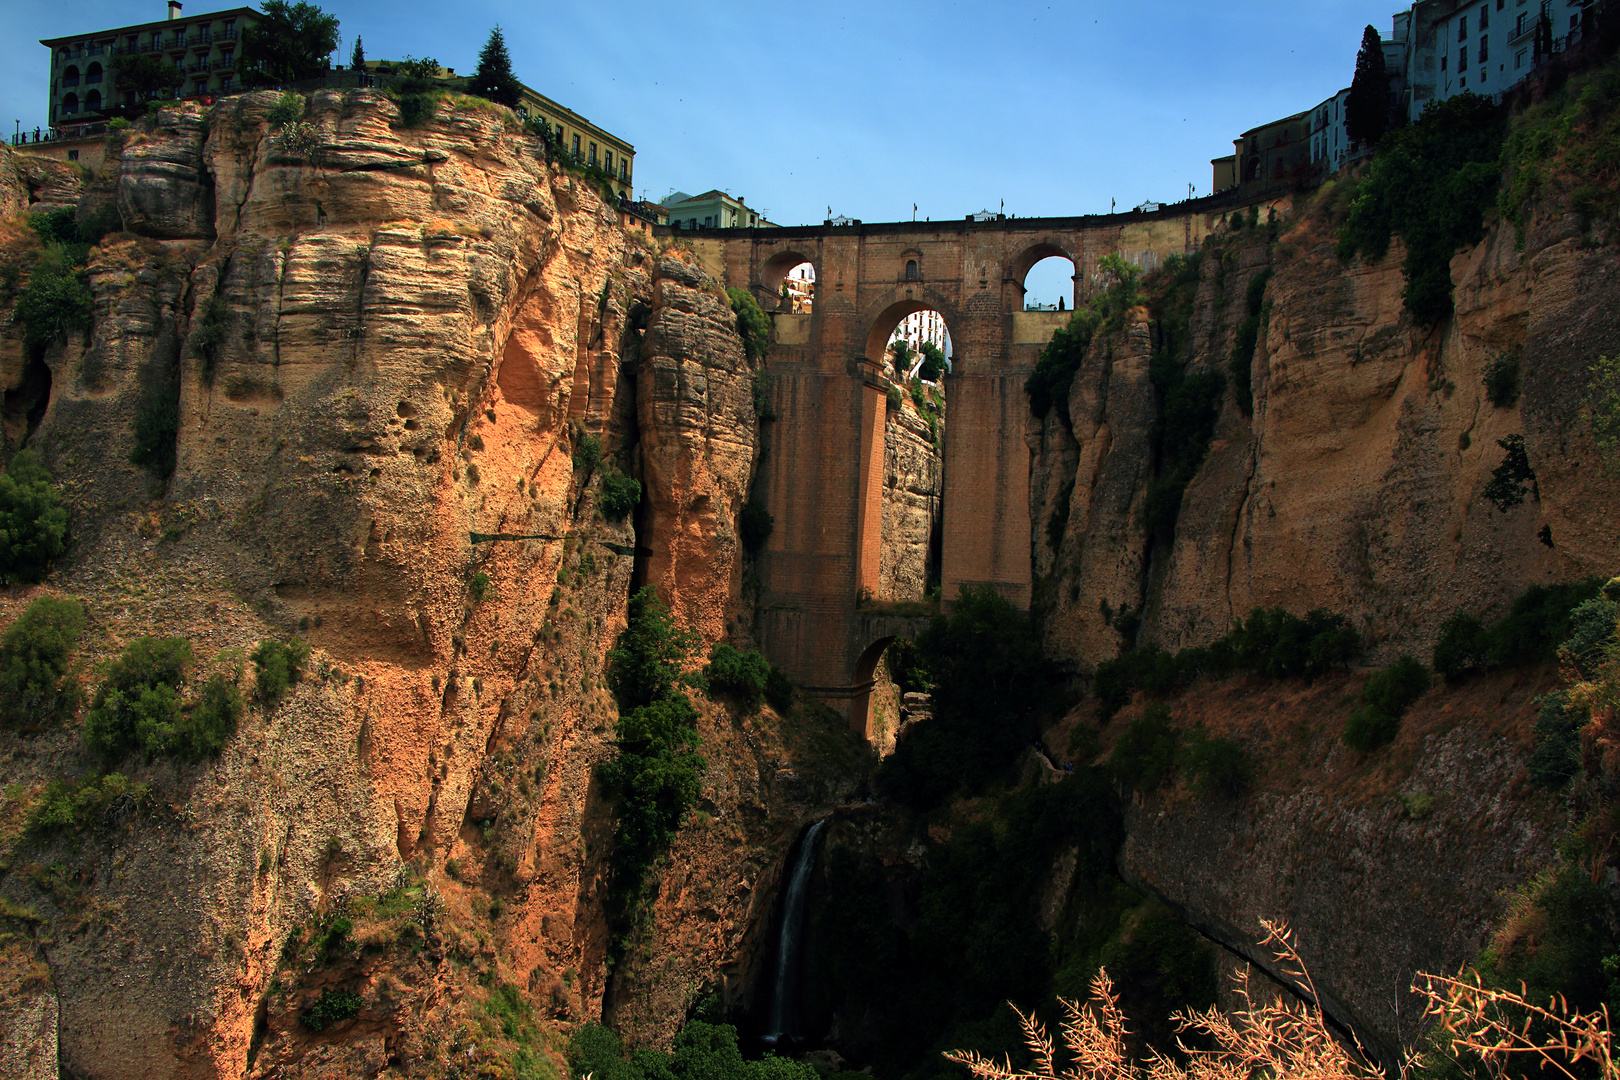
[61,93,80,115]
[1011,242,1077,312]
[85,90,102,112]
[850,636,896,740]
[761,250,815,313]
[863,298,954,369]
[905,259,918,281]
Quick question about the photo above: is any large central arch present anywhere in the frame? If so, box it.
[696,206,1225,733]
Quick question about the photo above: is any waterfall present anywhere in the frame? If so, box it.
[767,818,828,1041]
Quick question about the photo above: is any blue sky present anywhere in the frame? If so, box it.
[5,1,1393,302]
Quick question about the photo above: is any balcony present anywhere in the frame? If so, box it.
[192,31,213,47]
[215,53,237,70]
[88,44,105,56]
[60,75,80,87]
[85,71,102,84]
[166,36,188,51]
[188,60,212,74]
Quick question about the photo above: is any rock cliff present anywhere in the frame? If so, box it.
[0,91,842,1080]
[1035,198,1620,669]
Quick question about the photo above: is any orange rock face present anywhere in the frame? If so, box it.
[0,93,802,1079]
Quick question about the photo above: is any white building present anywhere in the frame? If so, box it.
[1403,0,1594,121]
[1310,88,1353,174]
[888,310,952,379]
[784,263,815,313]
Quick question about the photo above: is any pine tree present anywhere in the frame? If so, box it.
[350,34,364,69]
[470,26,521,108]
[1346,25,1390,148]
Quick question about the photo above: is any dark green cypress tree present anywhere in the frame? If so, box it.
[350,34,364,69]
[1346,25,1390,148]
[470,26,521,108]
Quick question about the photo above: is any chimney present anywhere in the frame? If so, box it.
[167,1,183,20]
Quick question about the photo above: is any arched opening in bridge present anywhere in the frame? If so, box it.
[1020,253,1077,312]
[761,252,815,314]
[850,634,932,750]
[855,301,948,611]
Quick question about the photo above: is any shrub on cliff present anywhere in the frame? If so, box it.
[83,637,244,761]
[1108,703,1180,792]
[299,988,362,1032]
[0,451,70,585]
[1433,611,1492,679]
[1484,352,1521,408]
[598,472,641,521]
[726,287,771,362]
[880,586,1066,808]
[704,643,770,712]
[607,586,698,711]
[14,244,93,349]
[1344,655,1430,752]
[1228,268,1271,416]
[1178,730,1251,798]
[0,596,85,732]
[1336,93,1506,325]
[251,637,310,706]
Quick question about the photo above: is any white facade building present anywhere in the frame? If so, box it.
[1405,0,1593,121]
[888,310,952,379]
[1310,88,1353,174]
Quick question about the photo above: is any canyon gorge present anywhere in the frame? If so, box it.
[0,72,1616,1080]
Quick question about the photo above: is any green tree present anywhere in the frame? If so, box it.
[1346,25,1390,148]
[82,636,192,760]
[349,34,364,69]
[1482,433,1537,512]
[0,451,70,585]
[0,596,85,731]
[110,53,184,102]
[919,340,947,381]
[14,244,93,349]
[890,335,914,374]
[468,26,522,108]
[240,0,341,87]
[607,586,698,712]
[725,287,771,362]
[1336,93,1505,324]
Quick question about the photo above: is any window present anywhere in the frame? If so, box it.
[1460,45,1468,67]
[1516,13,1527,34]
[603,150,612,172]
[571,134,580,156]
[1459,14,1467,39]
[1480,4,1488,29]
[1442,54,1448,70]
[220,74,232,90]
[1480,36,1489,62]
[1497,0,1503,8]
[905,260,919,280]
[620,161,628,180]
[68,149,79,161]
[588,141,597,165]
[1571,14,1579,29]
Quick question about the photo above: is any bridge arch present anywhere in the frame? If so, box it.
[1011,242,1079,311]
[862,295,961,367]
[760,250,817,310]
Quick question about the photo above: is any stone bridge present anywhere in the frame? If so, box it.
[679,201,1239,734]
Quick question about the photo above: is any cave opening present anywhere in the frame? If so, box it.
[2,354,53,449]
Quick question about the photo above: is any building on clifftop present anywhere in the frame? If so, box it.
[660,190,776,230]
[37,1,261,137]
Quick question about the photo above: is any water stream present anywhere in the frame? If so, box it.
[766,818,828,1041]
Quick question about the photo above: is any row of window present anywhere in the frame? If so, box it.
[55,21,242,64]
